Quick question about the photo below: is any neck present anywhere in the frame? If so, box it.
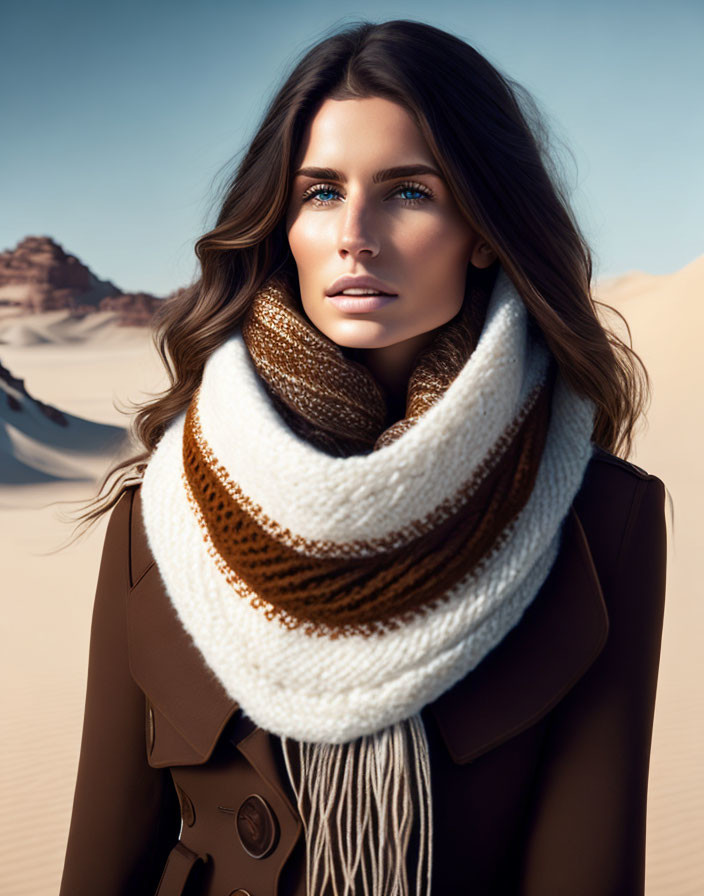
[347,330,437,421]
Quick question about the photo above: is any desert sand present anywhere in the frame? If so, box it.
[0,260,702,894]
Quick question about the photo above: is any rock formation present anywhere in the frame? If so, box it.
[0,236,162,325]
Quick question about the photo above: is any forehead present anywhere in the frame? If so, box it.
[295,96,433,167]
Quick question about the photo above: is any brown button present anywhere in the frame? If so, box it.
[175,783,196,827]
[229,890,252,896]
[236,793,279,859]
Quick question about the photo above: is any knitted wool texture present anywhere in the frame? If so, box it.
[140,265,596,744]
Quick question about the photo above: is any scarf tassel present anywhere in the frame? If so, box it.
[282,713,433,896]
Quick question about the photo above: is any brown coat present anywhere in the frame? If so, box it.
[59,445,667,896]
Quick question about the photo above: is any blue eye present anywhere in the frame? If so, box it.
[300,181,432,207]
[398,187,424,201]
[314,189,337,203]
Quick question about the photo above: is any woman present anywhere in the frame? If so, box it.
[60,19,668,896]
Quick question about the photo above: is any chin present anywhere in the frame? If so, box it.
[324,323,411,350]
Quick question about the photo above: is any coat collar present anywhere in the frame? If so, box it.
[426,503,609,762]
[126,486,608,768]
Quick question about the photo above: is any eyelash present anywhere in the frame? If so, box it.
[300,180,434,208]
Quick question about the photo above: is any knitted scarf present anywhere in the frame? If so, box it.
[139,265,597,895]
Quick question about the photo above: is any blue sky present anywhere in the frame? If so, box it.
[1,0,702,295]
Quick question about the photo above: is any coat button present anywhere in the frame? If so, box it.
[229,891,252,896]
[236,793,279,859]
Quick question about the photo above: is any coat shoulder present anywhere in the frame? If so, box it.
[573,445,666,599]
[120,481,155,588]
[97,481,155,591]
[575,444,666,522]
[587,443,662,482]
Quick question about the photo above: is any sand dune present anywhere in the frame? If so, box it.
[1,358,128,485]
[0,307,145,347]
[0,322,166,896]
[594,255,704,895]
[0,261,702,895]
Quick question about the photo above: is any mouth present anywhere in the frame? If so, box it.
[331,288,397,297]
[325,276,398,298]
[326,293,397,313]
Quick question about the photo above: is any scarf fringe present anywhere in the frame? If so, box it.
[281,713,433,896]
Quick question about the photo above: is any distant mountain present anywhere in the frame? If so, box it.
[0,236,162,325]
[0,358,128,484]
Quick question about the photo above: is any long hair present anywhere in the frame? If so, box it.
[60,18,652,543]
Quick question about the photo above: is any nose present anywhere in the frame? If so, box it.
[338,195,380,260]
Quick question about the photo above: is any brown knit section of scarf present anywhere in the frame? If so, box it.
[239,267,494,457]
[181,270,557,637]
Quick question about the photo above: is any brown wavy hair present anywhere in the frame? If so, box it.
[59,18,655,546]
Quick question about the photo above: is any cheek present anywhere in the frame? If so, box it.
[286,219,306,266]
[288,214,335,265]
[396,219,473,280]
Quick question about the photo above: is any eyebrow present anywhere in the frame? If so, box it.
[292,164,443,183]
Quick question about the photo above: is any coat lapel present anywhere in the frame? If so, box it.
[428,504,609,763]
[127,488,240,766]
[126,487,608,772]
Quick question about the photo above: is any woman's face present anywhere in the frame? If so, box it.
[285,95,495,352]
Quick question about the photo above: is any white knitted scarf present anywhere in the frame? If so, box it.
[140,268,596,894]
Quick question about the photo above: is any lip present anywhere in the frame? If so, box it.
[327,294,396,313]
[325,274,398,297]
